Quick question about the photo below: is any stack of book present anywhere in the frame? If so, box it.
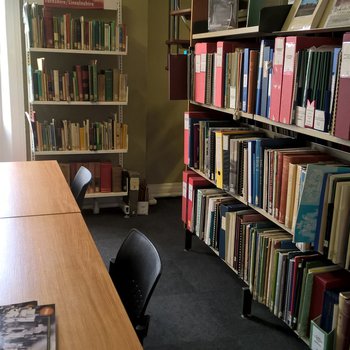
[0,301,56,349]
[23,2,127,52]
[191,32,350,141]
[32,117,128,153]
[32,58,128,103]
[59,162,124,193]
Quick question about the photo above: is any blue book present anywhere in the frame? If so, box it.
[321,289,339,333]
[260,45,273,118]
[218,202,247,259]
[255,39,274,116]
[295,164,350,243]
[242,48,250,113]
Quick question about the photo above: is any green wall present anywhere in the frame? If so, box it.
[123,0,186,185]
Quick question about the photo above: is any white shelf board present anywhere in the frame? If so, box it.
[29,47,127,56]
[190,101,240,120]
[35,149,127,156]
[253,115,350,147]
[31,100,128,106]
[85,191,128,199]
[189,168,293,235]
[193,26,260,40]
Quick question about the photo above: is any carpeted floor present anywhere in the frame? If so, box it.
[84,197,309,350]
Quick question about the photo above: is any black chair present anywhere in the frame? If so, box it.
[109,228,162,344]
[70,166,92,210]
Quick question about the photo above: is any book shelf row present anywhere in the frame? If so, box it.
[188,33,350,142]
[184,111,350,269]
[59,161,125,194]
[32,60,127,103]
[24,2,127,52]
[32,117,128,153]
[182,176,350,347]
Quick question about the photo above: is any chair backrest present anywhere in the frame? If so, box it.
[109,229,162,327]
[70,166,92,210]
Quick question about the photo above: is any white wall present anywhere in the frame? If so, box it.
[0,0,26,161]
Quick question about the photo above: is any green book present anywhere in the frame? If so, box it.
[105,69,113,101]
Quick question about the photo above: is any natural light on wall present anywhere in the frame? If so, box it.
[0,0,26,162]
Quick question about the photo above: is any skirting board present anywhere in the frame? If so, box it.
[148,182,182,205]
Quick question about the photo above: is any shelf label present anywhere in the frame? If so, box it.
[217,47,223,68]
[314,110,326,131]
[195,55,200,73]
[44,0,104,9]
[273,38,284,66]
[182,182,187,197]
[200,54,206,72]
[295,106,306,127]
[305,100,315,128]
[341,41,350,78]
[284,42,296,74]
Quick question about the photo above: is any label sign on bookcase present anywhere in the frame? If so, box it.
[44,0,104,9]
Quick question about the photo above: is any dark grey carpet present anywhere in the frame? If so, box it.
[83,197,309,350]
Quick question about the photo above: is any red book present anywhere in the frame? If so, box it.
[213,41,233,108]
[100,162,112,193]
[269,37,285,122]
[194,42,216,104]
[181,170,196,224]
[335,32,350,140]
[309,269,350,324]
[187,176,211,230]
[43,10,54,48]
[74,65,84,101]
[279,36,339,125]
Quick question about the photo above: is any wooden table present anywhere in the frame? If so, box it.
[0,160,142,349]
[0,160,80,218]
[0,213,142,350]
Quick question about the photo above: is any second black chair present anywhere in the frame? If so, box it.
[109,228,162,344]
[70,165,92,210]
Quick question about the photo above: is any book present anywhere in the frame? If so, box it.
[279,35,339,125]
[278,152,331,224]
[309,269,350,328]
[282,0,328,31]
[320,0,350,28]
[270,37,285,122]
[100,162,112,192]
[194,42,217,104]
[214,41,233,108]
[334,32,350,140]
[294,163,350,243]
[0,301,56,350]
[247,49,259,114]
[328,181,350,266]
[255,39,274,116]
[187,176,212,231]
[297,264,341,338]
[336,291,350,350]
[182,170,197,224]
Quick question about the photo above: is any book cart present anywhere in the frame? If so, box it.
[23,0,129,214]
[182,1,350,349]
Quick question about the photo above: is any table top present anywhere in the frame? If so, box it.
[0,213,142,350]
[0,160,80,218]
